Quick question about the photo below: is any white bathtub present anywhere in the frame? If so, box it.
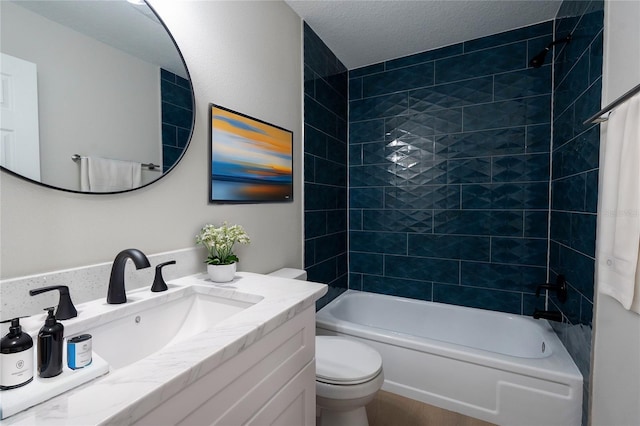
[316,290,582,426]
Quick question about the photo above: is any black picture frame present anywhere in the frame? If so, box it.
[209,104,294,204]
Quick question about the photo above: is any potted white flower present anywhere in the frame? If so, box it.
[196,222,250,282]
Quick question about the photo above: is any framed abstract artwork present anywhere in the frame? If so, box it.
[209,104,293,203]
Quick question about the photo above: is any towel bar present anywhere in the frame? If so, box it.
[71,154,160,171]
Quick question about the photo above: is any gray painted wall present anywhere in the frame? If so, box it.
[0,1,304,279]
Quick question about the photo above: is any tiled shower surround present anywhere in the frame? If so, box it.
[303,23,349,306]
[348,23,555,315]
[305,2,602,423]
[550,0,603,327]
[550,1,603,423]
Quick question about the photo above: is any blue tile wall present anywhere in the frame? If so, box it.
[161,69,193,172]
[304,8,602,423]
[349,22,554,314]
[550,1,603,424]
[303,23,349,309]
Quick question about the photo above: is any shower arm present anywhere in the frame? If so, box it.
[529,34,572,68]
[547,34,572,50]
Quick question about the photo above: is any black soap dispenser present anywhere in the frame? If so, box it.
[0,317,34,390]
[37,307,64,378]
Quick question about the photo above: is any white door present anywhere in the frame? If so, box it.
[0,53,40,181]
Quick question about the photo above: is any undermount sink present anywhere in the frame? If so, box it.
[89,290,256,369]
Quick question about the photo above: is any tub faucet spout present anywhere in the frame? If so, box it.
[107,248,150,304]
[533,309,563,322]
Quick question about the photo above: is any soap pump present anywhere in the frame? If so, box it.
[37,307,64,378]
[0,317,34,390]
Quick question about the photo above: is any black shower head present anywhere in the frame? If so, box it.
[529,34,572,68]
[529,47,550,68]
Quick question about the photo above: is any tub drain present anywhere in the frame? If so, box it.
[542,342,546,353]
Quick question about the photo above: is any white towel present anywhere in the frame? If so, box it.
[79,156,142,192]
[596,92,640,313]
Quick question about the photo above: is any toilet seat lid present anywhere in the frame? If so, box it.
[316,336,382,385]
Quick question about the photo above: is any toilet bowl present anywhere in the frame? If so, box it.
[315,336,384,426]
[267,268,384,426]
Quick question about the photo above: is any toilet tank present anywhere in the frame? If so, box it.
[268,268,307,281]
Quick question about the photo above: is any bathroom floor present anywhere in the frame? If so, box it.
[365,390,496,426]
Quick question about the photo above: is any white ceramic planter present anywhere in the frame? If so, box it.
[207,263,237,283]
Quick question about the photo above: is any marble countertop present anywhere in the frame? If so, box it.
[1,272,327,425]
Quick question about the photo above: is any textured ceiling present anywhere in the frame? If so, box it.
[286,0,563,69]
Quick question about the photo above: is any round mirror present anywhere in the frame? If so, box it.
[0,0,194,194]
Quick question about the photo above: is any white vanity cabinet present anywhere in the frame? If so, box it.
[136,305,317,426]
[1,273,326,425]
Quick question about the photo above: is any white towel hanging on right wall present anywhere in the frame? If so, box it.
[596,92,640,313]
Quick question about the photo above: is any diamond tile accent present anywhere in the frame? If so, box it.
[524,211,549,238]
[494,67,552,101]
[435,42,527,84]
[433,283,523,314]
[408,77,493,113]
[385,114,435,140]
[570,212,597,257]
[432,108,463,134]
[350,252,384,274]
[350,231,407,255]
[362,275,432,301]
[436,127,526,159]
[434,210,523,237]
[550,210,571,246]
[463,182,548,210]
[349,119,385,144]
[362,139,434,166]
[363,61,434,97]
[448,157,491,183]
[338,16,601,325]
[350,92,408,121]
[552,175,586,212]
[585,170,598,213]
[363,209,433,233]
[492,153,550,183]
[460,262,547,293]
[385,255,459,284]
[526,124,551,154]
[349,209,363,230]
[315,232,347,262]
[553,126,599,179]
[349,145,362,166]
[463,94,551,132]
[349,187,384,208]
[350,164,395,187]
[385,185,460,210]
[408,234,490,261]
[491,237,548,266]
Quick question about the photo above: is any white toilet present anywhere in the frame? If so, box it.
[268,268,384,426]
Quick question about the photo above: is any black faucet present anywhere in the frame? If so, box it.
[107,249,151,304]
[533,309,563,322]
[151,260,176,292]
[29,285,78,320]
[535,275,567,303]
